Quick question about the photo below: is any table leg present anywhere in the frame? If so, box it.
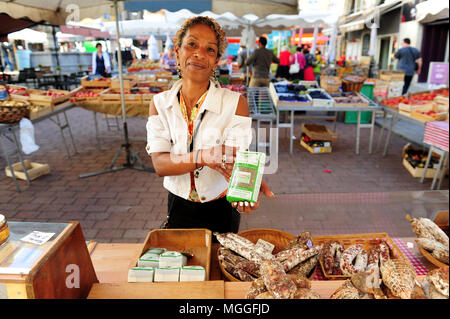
[333,112,337,132]
[55,113,71,158]
[0,133,21,192]
[93,112,102,150]
[10,129,31,185]
[431,149,446,190]
[376,111,387,152]
[420,147,433,184]
[356,111,361,155]
[368,110,375,155]
[256,119,260,152]
[63,111,78,154]
[437,152,448,190]
[383,112,397,157]
[276,109,279,156]
[290,110,294,155]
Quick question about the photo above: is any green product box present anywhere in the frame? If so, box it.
[226,151,266,203]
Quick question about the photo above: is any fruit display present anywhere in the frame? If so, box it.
[278,94,310,102]
[8,87,27,95]
[127,60,160,73]
[331,92,369,106]
[404,148,439,169]
[308,89,332,100]
[45,90,67,98]
[381,96,410,109]
[301,134,331,147]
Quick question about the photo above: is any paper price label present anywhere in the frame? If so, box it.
[20,231,55,245]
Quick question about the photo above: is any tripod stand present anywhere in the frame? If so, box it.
[80,0,154,178]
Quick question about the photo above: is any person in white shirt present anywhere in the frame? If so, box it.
[92,43,111,77]
[146,16,274,234]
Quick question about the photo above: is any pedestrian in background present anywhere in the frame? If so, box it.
[303,48,316,81]
[289,46,306,81]
[92,43,111,77]
[160,44,177,74]
[313,49,324,82]
[393,38,422,95]
[275,45,291,80]
[245,36,280,87]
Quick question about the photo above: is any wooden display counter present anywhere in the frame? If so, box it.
[87,239,435,299]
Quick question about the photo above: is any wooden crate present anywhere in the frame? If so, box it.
[402,143,441,179]
[311,233,408,280]
[29,89,70,107]
[137,87,155,104]
[332,92,370,107]
[69,87,101,107]
[5,160,50,181]
[111,77,137,93]
[27,104,53,120]
[100,88,142,104]
[0,221,98,298]
[80,76,111,88]
[379,70,405,82]
[301,123,338,142]
[133,229,212,281]
[307,89,335,107]
[411,103,448,122]
[300,139,332,154]
[7,85,29,101]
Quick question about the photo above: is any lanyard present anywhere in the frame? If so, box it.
[189,110,207,153]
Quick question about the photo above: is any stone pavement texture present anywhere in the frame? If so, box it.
[0,106,448,243]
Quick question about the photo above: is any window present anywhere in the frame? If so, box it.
[362,33,371,56]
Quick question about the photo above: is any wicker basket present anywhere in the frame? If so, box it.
[0,101,30,124]
[218,228,318,282]
[342,75,366,92]
[320,75,342,94]
[312,233,409,280]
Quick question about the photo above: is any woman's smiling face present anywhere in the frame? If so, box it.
[176,23,220,82]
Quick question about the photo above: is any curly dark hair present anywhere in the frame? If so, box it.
[175,16,227,59]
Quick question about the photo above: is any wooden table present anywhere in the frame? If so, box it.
[88,238,436,299]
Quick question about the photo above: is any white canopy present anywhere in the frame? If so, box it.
[8,28,48,43]
[101,20,180,37]
[416,0,449,23]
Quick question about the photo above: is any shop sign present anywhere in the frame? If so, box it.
[428,62,449,85]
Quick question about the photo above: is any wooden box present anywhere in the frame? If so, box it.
[402,144,441,179]
[100,88,142,105]
[0,222,98,298]
[133,228,212,280]
[111,77,137,93]
[300,139,332,154]
[7,85,29,102]
[27,104,53,120]
[80,76,111,88]
[69,87,100,108]
[379,70,405,82]
[5,160,50,181]
[29,89,70,107]
[411,103,448,122]
[301,123,338,142]
[137,87,155,104]
[332,92,370,107]
[307,89,335,107]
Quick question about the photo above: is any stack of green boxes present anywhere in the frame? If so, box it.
[344,82,374,124]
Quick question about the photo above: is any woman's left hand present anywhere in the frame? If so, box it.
[231,179,274,215]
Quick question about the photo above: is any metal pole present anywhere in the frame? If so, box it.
[52,26,60,71]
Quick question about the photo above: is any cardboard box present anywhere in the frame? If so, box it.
[5,160,50,181]
[402,144,441,179]
[379,70,405,82]
[300,139,332,154]
[301,123,338,142]
[387,81,404,98]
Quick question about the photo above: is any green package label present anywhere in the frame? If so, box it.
[226,151,266,203]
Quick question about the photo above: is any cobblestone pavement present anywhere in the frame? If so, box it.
[1,106,448,242]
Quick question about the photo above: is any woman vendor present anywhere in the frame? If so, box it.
[146,16,274,234]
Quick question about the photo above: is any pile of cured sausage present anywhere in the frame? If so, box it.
[215,231,323,299]
[407,215,449,265]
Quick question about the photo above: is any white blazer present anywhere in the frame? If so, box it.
[92,51,111,75]
[146,79,252,203]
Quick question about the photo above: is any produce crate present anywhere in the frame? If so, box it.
[332,92,370,107]
[100,88,143,105]
[111,77,137,93]
[29,89,70,107]
[133,229,212,281]
[69,87,101,108]
[402,143,441,179]
[311,233,408,280]
[80,75,111,88]
[27,104,53,120]
[299,80,319,89]
[411,103,448,122]
[307,89,335,107]
[137,87,155,104]
[301,123,338,142]
[269,83,312,107]
[379,70,405,82]
[300,139,332,154]
[5,160,50,181]
[7,85,29,101]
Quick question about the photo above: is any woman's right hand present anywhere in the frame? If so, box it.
[200,145,237,182]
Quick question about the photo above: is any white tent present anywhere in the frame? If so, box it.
[416,0,449,23]
[8,28,49,44]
